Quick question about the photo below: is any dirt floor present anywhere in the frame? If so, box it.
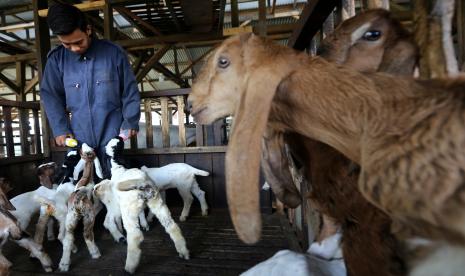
[5,208,300,276]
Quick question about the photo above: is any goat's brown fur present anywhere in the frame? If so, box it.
[261,10,416,275]
[189,30,465,253]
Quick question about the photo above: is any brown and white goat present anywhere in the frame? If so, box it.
[0,178,52,274]
[260,9,416,276]
[58,143,101,272]
[188,28,465,261]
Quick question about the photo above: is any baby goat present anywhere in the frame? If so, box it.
[0,178,52,274]
[141,163,209,221]
[95,136,189,274]
[58,143,101,272]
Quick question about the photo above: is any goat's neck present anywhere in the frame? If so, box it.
[269,58,464,164]
[76,161,94,188]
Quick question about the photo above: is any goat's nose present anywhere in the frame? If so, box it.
[185,99,193,113]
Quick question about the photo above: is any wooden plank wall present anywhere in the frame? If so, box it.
[0,159,46,197]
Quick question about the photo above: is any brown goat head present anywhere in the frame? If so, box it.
[37,162,57,189]
[190,33,306,243]
[318,9,417,75]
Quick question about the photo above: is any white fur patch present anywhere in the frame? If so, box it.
[38,162,56,169]
[67,150,78,157]
[105,138,120,157]
[81,143,94,154]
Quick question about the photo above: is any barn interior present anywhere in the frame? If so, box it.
[0,0,464,275]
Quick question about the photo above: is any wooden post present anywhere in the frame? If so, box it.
[103,1,114,40]
[160,97,170,148]
[33,0,51,158]
[3,106,14,157]
[33,109,41,155]
[456,0,465,70]
[231,0,239,27]
[196,125,204,146]
[16,61,30,156]
[258,0,267,37]
[144,99,154,148]
[176,96,186,147]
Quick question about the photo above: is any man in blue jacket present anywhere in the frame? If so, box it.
[40,3,140,178]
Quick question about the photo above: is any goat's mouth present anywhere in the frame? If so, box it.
[191,106,208,122]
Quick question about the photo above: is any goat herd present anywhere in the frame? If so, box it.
[1,8,465,276]
[0,137,210,274]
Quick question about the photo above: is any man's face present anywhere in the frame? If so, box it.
[58,26,91,55]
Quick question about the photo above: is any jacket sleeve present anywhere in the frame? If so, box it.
[117,49,141,131]
[40,55,72,138]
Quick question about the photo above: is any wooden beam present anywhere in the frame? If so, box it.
[458,0,465,70]
[3,106,14,157]
[288,0,338,50]
[180,47,215,76]
[0,22,35,32]
[258,0,267,37]
[114,6,163,36]
[231,0,240,27]
[140,88,191,98]
[32,109,42,154]
[103,1,115,40]
[0,72,19,94]
[153,63,188,88]
[144,99,154,148]
[16,61,26,96]
[24,75,39,94]
[0,53,36,64]
[176,96,186,147]
[160,97,170,148]
[38,0,106,17]
[0,99,40,109]
[136,45,171,83]
[33,0,51,158]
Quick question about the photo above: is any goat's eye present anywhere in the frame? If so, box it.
[218,57,230,69]
[362,30,381,41]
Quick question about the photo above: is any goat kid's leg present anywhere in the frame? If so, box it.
[83,212,101,259]
[146,210,155,223]
[15,238,52,272]
[0,254,11,275]
[178,188,194,222]
[59,212,79,272]
[104,213,126,243]
[147,195,189,259]
[34,208,50,249]
[120,197,145,274]
[190,181,208,217]
[46,218,55,241]
[56,212,78,253]
[139,209,150,231]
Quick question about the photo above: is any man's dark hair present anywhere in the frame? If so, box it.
[47,3,88,35]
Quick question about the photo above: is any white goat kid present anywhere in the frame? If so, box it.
[9,162,58,241]
[96,136,189,274]
[0,178,52,274]
[141,163,209,222]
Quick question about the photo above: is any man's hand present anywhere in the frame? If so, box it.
[128,129,138,138]
[55,134,74,147]
[55,135,67,147]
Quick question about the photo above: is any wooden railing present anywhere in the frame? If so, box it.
[0,99,43,164]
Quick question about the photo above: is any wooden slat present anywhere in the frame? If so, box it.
[186,153,213,206]
[212,119,223,146]
[287,0,338,50]
[24,75,39,94]
[114,6,163,36]
[458,0,465,69]
[196,125,204,147]
[0,53,36,64]
[231,0,239,27]
[176,96,186,147]
[140,88,191,98]
[144,99,154,148]
[0,99,40,109]
[38,0,106,17]
[32,109,42,154]
[3,106,14,158]
[135,45,171,82]
[160,97,170,148]
[258,0,267,37]
[19,109,30,155]
[0,153,44,166]
[0,72,20,94]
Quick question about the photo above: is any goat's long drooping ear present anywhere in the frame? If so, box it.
[226,67,286,244]
[73,159,85,181]
[261,129,301,208]
[379,40,418,75]
[93,157,103,179]
[0,190,15,211]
